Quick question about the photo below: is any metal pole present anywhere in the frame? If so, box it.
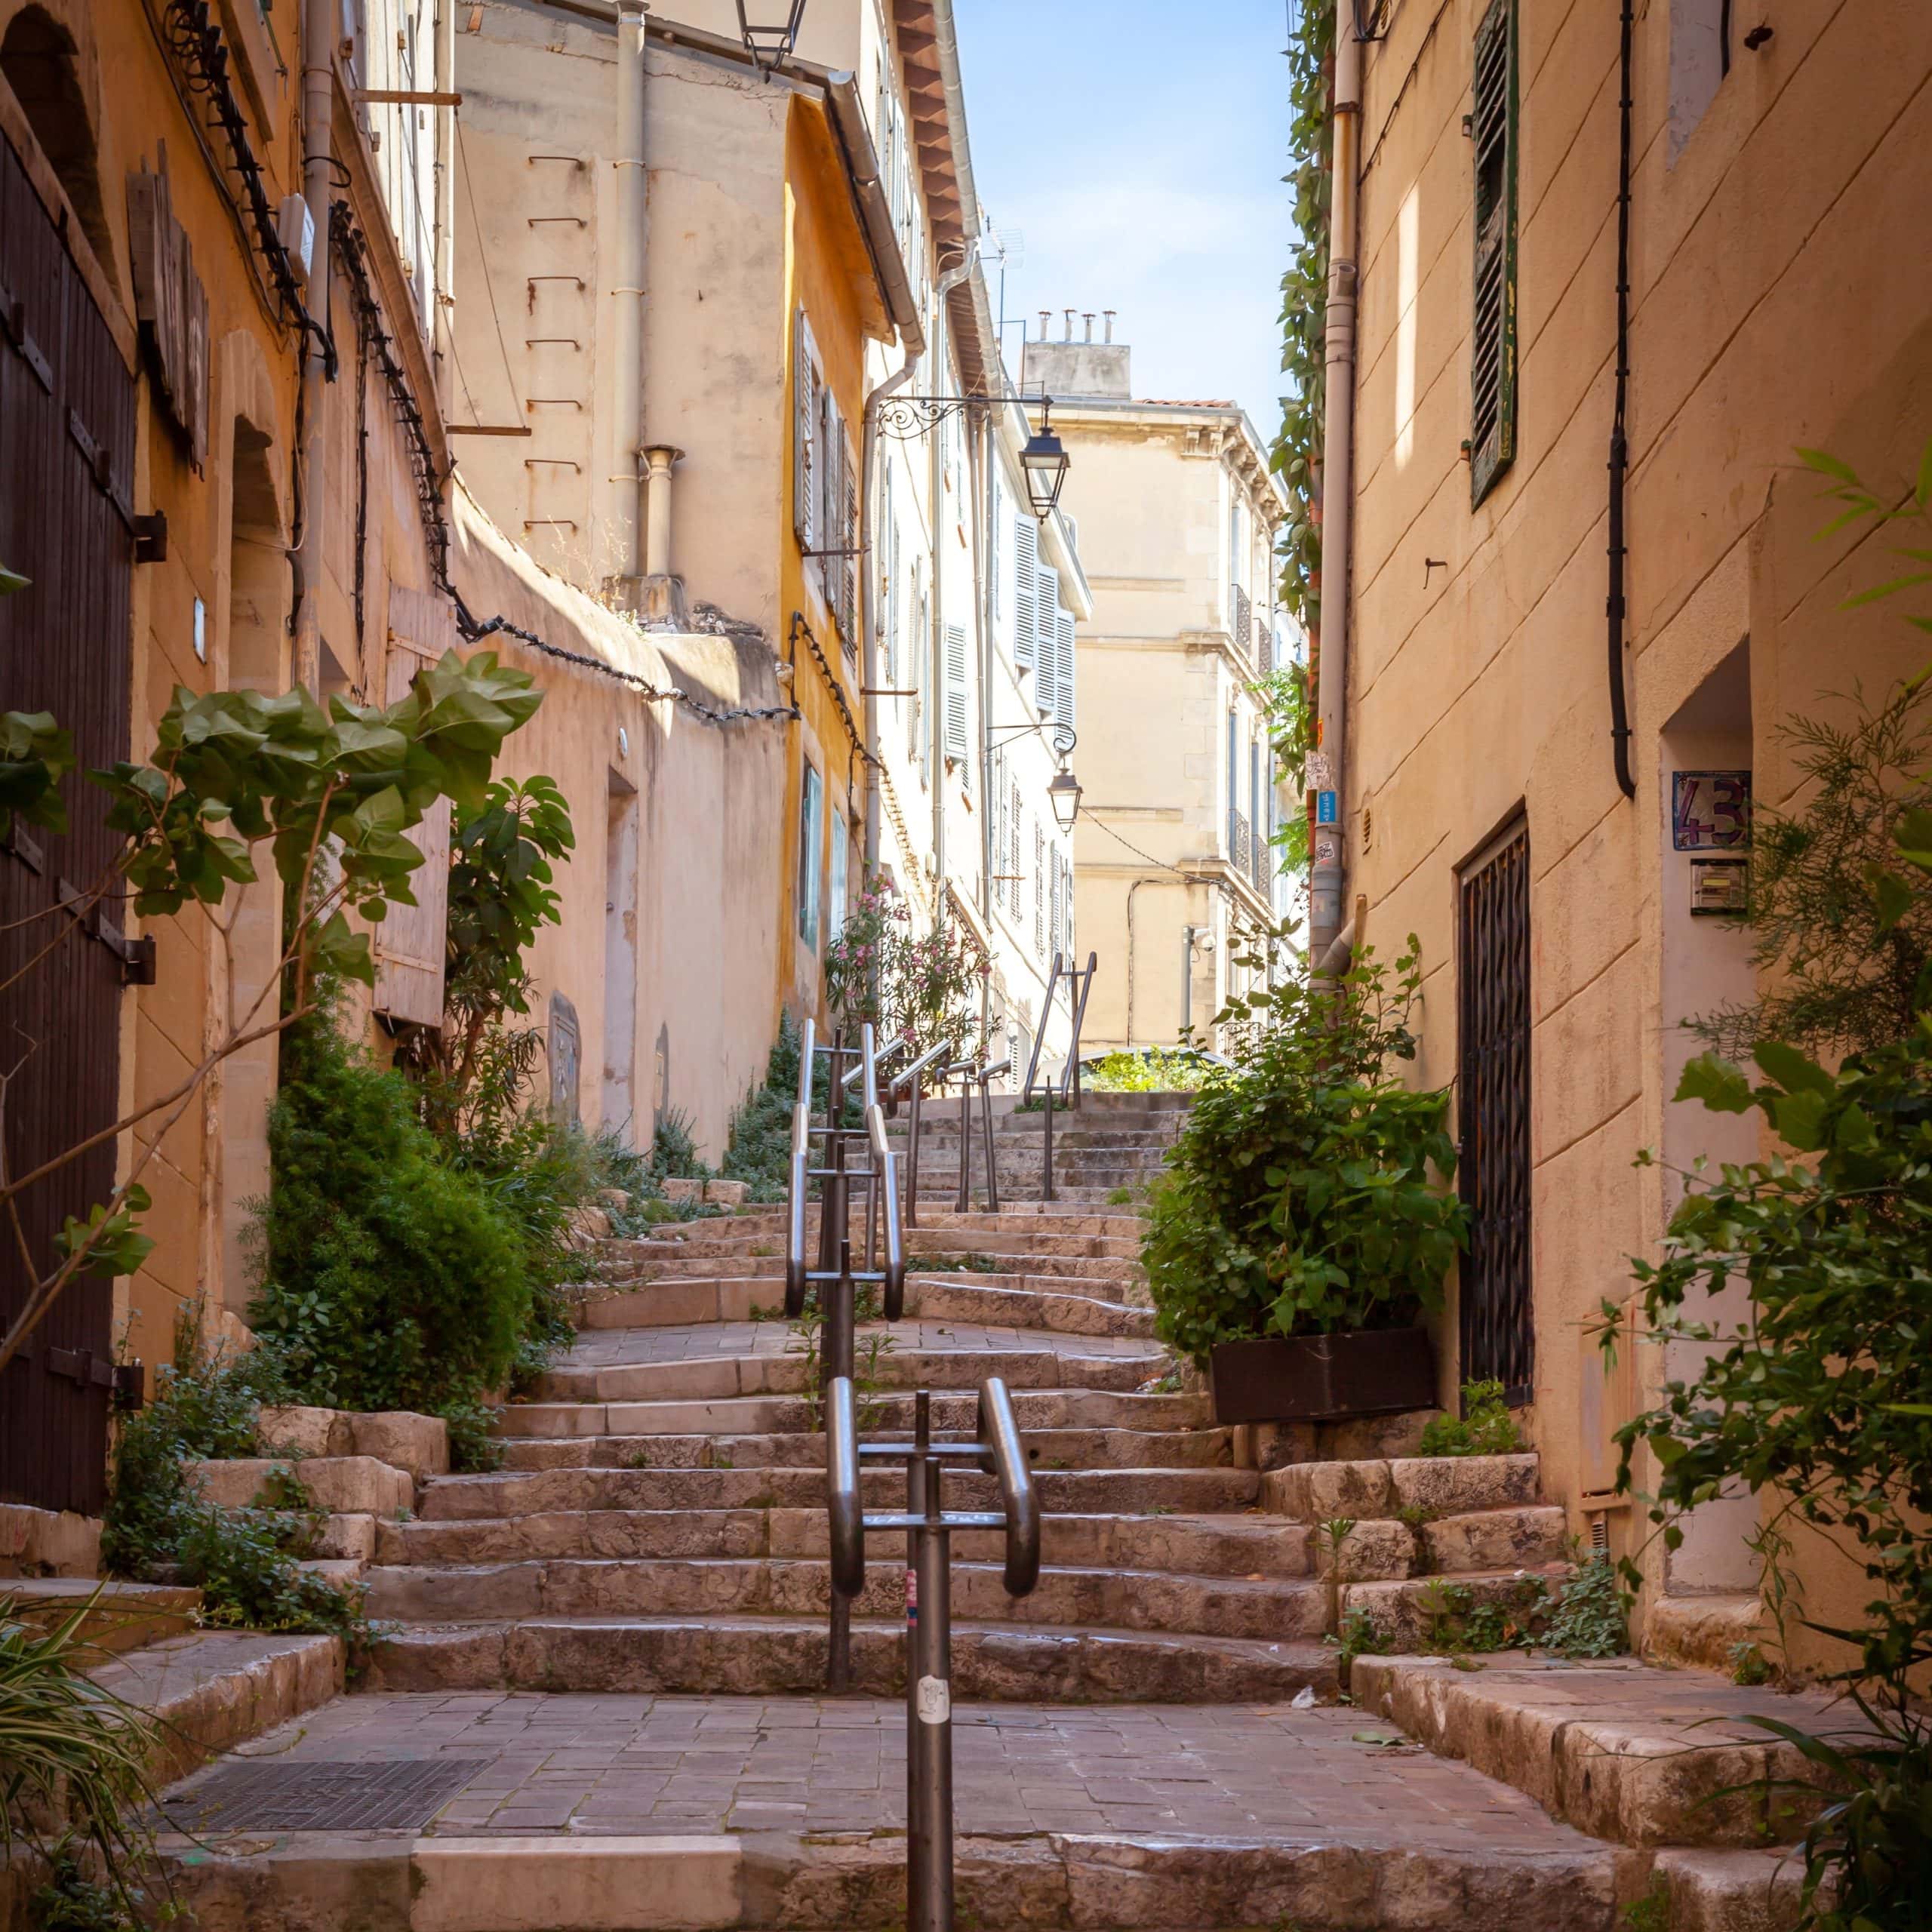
[955,1068,971,1214]
[979,1072,999,1214]
[1041,1081,1055,1204]
[906,1392,952,1932]
[906,1079,923,1229]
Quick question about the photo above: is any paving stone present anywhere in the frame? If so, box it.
[190,1455,414,1517]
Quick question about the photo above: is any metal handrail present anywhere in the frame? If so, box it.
[1012,952,1098,1204]
[826,1374,1038,1931]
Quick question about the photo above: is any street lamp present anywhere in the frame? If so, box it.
[1047,765,1083,832]
[1020,397,1070,521]
[735,0,808,70]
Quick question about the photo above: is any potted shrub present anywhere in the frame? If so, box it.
[1143,931,1466,1425]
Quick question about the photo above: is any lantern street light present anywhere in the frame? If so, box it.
[1047,765,1083,833]
[1020,397,1070,521]
[735,0,808,71]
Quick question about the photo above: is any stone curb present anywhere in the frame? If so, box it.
[155,1827,1631,1931]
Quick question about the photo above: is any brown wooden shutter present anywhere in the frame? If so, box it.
[373,587,454,1026]
[1469,0,1518,506]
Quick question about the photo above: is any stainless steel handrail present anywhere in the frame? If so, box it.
[824,1374,1039,1932]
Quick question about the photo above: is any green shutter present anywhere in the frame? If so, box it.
[1470,0,1518,506]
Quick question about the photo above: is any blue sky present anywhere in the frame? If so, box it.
[953,0,1291,442]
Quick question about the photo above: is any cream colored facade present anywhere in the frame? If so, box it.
[1326,0,1932,1668]
[1032,335,1289,1058]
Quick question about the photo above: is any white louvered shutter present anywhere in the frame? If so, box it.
[792,311,818,549]
[1049,851,1063,967]
[1055,608,1076,732]
[1012,517,1037,672]
[943,622,970,782]
[373,586,454,1026]
[1034,561,1059,713]
[1033,820,1046,955]
[1009,783,1023,915]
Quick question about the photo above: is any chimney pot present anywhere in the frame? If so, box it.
[1083,312,1094,341]
[1063,307,1075,341]
[1103,309,1116,343]
[1037,309,1050,342]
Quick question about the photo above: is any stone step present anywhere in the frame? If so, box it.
[1,1577,201,1655]
[575,1273,1155,1337]
[1263,1452,1543,1524]
[374,1506,1312,1578]
[531,1341,1168,1406]
[495,1384,1211,1446]
[152,1798,1628,1932]
[1353,1653,1855,1852]
[359,1614,1335,1705]
[598,1248,1146,1287]
[362,1556,1330,1642]
[419,1463,1261,1522]
[88,1628,344,1785]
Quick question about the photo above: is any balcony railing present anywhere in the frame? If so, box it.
[1251,829,1272,895]
[1228,807,1251,875]
[1256,617,1274,675]
[1230,583,1251,656]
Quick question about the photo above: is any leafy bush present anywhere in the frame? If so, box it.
[1143,934,1466,1362]
[722,1012,811,1203]
[1540,1551,1627,1660]
[1614,1023,1932,1693]
[100,1314,374,1656]
[1417,1380,1524,1458]
[648,1106,711,1183]
[254,1011,532,1425]
[823,877,983,1066]
[1081,1048,1217,1094]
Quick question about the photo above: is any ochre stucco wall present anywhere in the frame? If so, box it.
[1340,0,1932,1667]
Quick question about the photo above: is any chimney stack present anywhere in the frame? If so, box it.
[1063,307,1075,341]
[1082,312,1094,341]
[1037,309,1050,342]
[1103,309,1116,343]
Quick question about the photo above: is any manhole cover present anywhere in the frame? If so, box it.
[166,1758,488,1831]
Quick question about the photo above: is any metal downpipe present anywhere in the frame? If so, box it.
[1309,11,1364,971]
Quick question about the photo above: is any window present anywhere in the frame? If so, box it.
[829,810,849,943]
[1469,0,1518,506]
[1033,820,1046,956]
[793,307,857,647]
[792,309,820,551]
[798,761,823,948]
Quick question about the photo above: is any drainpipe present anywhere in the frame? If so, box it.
[860,335,920,875]
[293,0,336,698]
[611,0,648,598]
[1308,9,1364,971]
[432,0,456,407]
[1606,0,1638,800]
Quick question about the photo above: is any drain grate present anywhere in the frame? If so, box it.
[166,1758,488,1832]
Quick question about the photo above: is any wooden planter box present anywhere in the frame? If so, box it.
[1208,1326,1436,1426]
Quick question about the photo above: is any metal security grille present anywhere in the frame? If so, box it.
[1457,819,1532,1403]
[165,1759,488,1832]
[0,126,137,1514]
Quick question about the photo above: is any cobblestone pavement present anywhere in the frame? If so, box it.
[560,1321,1160,1368]
[164,1692,1594,1852]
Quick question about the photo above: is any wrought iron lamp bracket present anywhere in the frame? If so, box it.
[876,395,992,442]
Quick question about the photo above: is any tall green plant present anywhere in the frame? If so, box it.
[0,1596,168,1929]
[1273,0,1335,635]
[1145,934,1466,1361]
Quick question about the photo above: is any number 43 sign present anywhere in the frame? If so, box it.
[1672,770,1751,852]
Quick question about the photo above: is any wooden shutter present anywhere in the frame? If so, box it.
[374,587,454,1026]
[1469,0,1518,506]
[792,309,817,548]
[839,422,860,648]
[1012,517,1036,671]
[943,621,970,782]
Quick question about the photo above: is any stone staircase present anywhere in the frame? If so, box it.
[111,1090,1817,1927]
[353,1140,1574,1703]
[887,1089,1193,1202]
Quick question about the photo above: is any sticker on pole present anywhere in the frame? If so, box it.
[1315,790,1339,826]
[915,1675,950,1725]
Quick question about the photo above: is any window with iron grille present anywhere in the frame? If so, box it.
[1457,817,1533,1401]
[1469,0,1518,506]
[1034,821,1046,955]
